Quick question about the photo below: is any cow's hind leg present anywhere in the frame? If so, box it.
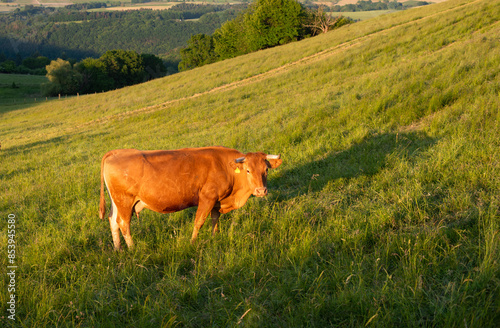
[117,209,134,249]
[108,195,135,250]
[108,200,122,250]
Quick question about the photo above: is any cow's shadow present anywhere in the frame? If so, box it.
[269,131,437,200]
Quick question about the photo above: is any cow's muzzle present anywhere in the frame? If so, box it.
[254,187,268,197]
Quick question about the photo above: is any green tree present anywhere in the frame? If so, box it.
[22,56,50,70]
[141,54,167,80]
[179,0,309,70]
[43,59,82,96]
[213,14,249,60]
[75,58,114,94]
[99,50,145,88]
[179,34,217,71]
[244,0,306,51]
[0,60,16,73]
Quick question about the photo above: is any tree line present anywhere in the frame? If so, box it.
[179,0,352,71]
[47,3,236,22]
[0,53,50,75]
[42,50,165,96]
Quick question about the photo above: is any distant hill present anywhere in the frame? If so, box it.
[0,3,244,62]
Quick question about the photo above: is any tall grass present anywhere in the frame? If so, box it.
[1,0,499,326]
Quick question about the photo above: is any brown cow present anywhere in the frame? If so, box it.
[99,146,282,250]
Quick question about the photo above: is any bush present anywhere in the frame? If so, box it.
[179,34,217,71]
[0,60,17,73]
[43,59,82,96]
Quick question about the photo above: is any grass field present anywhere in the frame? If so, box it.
[0,74,48,108]
[0,0,240,12]
[330,10,396,20]
[1,0,499,326]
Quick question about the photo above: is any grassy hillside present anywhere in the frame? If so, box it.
[1,0,499,326]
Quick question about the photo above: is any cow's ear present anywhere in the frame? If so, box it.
[229,160,244,171]
[266,158,282,169]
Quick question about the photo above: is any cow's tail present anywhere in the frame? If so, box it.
[99,153,108,220]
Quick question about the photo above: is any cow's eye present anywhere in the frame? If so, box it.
[247,169,251,174]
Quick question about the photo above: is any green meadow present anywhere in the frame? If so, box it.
[1,0,499,326]
[329,10,396,21]
[0,74,47,108]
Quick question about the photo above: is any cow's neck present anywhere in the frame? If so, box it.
[218,174,253,213]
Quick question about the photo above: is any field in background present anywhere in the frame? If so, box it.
[334,0,450,4]
[0,74,47,107]
[330,9,395,20]
[1,0,499,326]
[0,0,240,12]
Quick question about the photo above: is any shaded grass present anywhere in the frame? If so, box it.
[1,0,499,327]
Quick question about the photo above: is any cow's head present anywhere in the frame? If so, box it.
[232,152,282,197]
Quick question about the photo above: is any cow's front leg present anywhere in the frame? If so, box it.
[191,199,216,243]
